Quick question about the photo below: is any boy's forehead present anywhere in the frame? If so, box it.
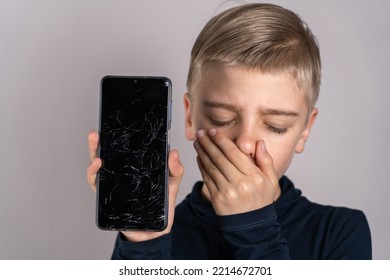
[200,64,299,89]
[195,65,308,115]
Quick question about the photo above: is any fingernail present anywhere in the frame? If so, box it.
[208,128,217,136]
[172,149,179,161]
[193,140,200,148]
[196,130,205,138]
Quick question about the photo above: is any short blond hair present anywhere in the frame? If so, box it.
[187,3,321,109]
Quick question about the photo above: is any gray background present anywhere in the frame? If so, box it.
[1,0,389,259]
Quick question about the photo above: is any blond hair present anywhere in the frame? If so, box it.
[187,3,321,109]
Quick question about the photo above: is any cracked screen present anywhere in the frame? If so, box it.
[97,76,171,231]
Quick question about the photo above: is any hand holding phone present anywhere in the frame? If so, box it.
[87,131,184,241]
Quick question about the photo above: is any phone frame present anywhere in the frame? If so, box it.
[96,75,172,231]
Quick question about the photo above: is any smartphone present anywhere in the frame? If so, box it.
[96,76,172,231]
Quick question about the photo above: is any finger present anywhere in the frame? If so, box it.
[167,149,184,232]
[195,130,240,182]
[168,149,184,199]
[196,155,218,197]
[207,128,257,174]
[87,158,102,192]
[88,131,99,162]
[194,137,229,186]
[255,140,279,186]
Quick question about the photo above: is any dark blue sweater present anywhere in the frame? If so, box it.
[112,176,372,259]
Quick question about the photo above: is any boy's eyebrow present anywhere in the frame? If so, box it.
[261,107,300,117]
[203,101,243,112]
[202,101,300,117]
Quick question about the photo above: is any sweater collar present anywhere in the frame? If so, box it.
[274,176,303,220]
[185,175,303,227]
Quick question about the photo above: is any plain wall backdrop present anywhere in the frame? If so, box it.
[1,0,389,259]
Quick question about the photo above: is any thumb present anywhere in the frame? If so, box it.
[255,140,279,187]
[166,149,184,231]
[168,149,184,198]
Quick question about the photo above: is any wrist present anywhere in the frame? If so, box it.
[218,204,277,232]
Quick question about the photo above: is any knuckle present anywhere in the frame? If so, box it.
[179,164,185,175]
[214,154,226,167]
[88,162,99,174]
[224,189,238,200]
[236,178,253,191]
[202,173,213,185]
[228,147,241,159]
[253,175,265,186]
[214,192,227,204]
[207,163,219,174]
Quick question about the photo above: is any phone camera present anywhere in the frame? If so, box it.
[134,80,137,83]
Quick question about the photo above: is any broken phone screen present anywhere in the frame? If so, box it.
[97,76,171,231]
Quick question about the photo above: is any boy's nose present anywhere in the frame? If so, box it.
[234,130,258,159]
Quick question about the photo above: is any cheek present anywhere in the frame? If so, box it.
[266,141,296,179]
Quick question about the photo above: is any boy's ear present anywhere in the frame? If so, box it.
[184,93,196,140]
[295,108,318,153]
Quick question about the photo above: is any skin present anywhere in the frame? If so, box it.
[184,64,318,215]
[87,64,317,241]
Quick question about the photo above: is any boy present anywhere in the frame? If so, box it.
[87,3,371,259]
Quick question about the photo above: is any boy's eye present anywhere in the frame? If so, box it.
[208,117,289,134]
[267,125,288,135]
[209,118,234,127]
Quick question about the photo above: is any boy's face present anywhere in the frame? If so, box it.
[184,64,317,179]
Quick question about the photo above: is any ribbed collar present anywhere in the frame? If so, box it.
[183,176,303,229]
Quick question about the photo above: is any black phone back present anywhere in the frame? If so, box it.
[97,76,171,231]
